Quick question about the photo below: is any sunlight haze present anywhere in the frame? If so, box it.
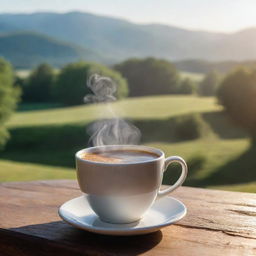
[1,0,256,32]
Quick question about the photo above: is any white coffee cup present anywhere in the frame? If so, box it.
[76,145,188,224]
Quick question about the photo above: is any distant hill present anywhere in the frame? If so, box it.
[1,12,256,63]
[0,32,107,68]
[1,12,256,68]
[174,59,256,74]
[0,21,17,33]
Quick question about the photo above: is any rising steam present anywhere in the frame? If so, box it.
[84,74,117,103]
[84,74,141,146]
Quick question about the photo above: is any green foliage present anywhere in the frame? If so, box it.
[0,127,10,149]
[187,154,207,175]
[178,78,196,94]
[14,75,25,88]
[18,103,62,112]
[174,113,209,140]
[55,62,128,105]
[22,63,55,102]
[115,58,180,96]
[0,58,20,148]
[199,71,220,96]
[217,68,256,138]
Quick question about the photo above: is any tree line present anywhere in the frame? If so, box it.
[16,57,221,106]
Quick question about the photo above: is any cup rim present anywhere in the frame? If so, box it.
[75,145,164,165]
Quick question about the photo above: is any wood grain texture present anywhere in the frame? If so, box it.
[0,180,256,256]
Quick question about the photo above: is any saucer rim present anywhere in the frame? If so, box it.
[58,196,187,235]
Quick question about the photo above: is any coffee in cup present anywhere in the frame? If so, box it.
[76,145,188,224]
[81,149,159,163]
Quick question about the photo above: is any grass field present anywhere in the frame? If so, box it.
[1,95,255,192]
[0,160,74,181]
[8,96,219,127]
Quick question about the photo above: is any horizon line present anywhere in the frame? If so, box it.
[0,10,255,34]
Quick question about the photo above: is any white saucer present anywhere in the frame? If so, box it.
[58,195,186,236]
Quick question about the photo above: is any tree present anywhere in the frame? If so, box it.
[55,62,128,105]
[23,63,55,102]
[199,71,220,96]
[217,68,256,140]
[0,58,20,148]
[178,78,196,94]
[114,58,180,97]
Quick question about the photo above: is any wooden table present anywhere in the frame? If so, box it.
[0,180,255,256]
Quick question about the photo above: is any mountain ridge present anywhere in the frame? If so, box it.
[0,31,108,68]
[1,11,256,67]
[2,11,253,35]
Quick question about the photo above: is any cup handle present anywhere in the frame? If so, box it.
[157,156,188,198]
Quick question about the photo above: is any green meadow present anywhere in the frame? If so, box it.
[1,95,255,192]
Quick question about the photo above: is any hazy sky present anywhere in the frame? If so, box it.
[1,0,256,32]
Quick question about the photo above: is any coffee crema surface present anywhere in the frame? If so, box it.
[81,149,159,163]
